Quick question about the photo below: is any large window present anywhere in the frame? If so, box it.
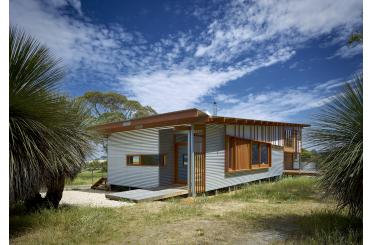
[225,136,271,172]
[127,154,167,166]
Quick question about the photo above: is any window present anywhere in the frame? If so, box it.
[225,136,271,172]
[182,154,188,166]
[127,155,140,165]
[260,144,268,163]
[252,143,259,164]
[127,154,166,166]
[251,141,271,169]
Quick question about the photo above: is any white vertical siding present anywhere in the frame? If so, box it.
[229,124,285,146]
[226,124,286,146]
[108,128,161,188]
[205,124,284,191]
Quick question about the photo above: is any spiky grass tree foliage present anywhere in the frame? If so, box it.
[9,26,92,208]
[309,76,362,217]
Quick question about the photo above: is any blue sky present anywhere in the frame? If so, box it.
[10,0,363,124]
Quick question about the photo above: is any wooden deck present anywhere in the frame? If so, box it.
[105,186,188,202]
[284,170,319,176]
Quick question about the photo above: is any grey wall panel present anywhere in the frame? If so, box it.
[108,128,161,188]
[205,124,284,191]
[159,129,175,186]
[176,145,188,182]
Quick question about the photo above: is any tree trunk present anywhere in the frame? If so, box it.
[45,175,65,208]
[24,192,47,210]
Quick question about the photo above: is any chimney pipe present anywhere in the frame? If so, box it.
[213,101,217,116]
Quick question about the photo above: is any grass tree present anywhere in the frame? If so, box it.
[309,76,363,217]
[9,26,92,208]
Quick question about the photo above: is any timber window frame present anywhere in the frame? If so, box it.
[225,135,272,173]
[127,154,166,167]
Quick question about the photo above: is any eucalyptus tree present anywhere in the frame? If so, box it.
[80,91,156,125]
[9,26,93,208]
[309,76,362,217]
[79,91,156,156]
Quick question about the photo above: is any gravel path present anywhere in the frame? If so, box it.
[60,189,133,208]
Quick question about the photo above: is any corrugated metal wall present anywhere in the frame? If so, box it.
[108,124,290,190]
[205,124,284,191]
[159,129,175,186]
[108,127,170,188]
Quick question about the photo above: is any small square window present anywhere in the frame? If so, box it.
[129,155,140,165]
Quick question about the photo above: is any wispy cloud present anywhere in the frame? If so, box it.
[119,47,295,111]
[10,0,363,116]
[214,76,354,122]
[328,44,363,59]
[289,62,299,69]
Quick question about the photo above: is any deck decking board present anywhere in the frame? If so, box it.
[106,186,188,202]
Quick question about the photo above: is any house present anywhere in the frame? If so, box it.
[95,108,309,196]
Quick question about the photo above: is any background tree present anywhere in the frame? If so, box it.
[309,76,362,217]
[9,26,93,208]
[79,91,156,158]
[348,32,363,45]
[301,148,320,162]
[80,91,156,125]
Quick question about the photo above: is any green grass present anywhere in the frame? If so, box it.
[10,177,362,244]
[213,176,321,203]
[66,170,106,186]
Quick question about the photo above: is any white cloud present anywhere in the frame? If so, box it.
[193,0,362,63]
[10,0,363,114]
[48,0,82,15]
[217,84,335,122]
[212,75,354,122]
[120,47,295,111]
[10,0,139,85]
[289,62,298,69]
[314,78,348,91]
[215,94,239,104]
[328,44,363,59]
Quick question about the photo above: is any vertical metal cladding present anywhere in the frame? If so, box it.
[205,124,284,191]
[225,124,285,146]
[108,127,163,188]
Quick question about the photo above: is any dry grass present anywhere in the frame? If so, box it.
[10,177,362,244]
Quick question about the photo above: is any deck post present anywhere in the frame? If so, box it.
[187,129,191,195]
[190,125,195,197]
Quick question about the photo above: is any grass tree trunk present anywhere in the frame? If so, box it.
[45,175,65,208]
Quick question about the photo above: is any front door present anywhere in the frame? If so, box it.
[175,143,188,184]
[284,152,294,170]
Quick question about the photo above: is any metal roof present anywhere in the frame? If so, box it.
[93,108,310,134]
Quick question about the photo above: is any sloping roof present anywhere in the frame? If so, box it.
[93,108,310,134]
